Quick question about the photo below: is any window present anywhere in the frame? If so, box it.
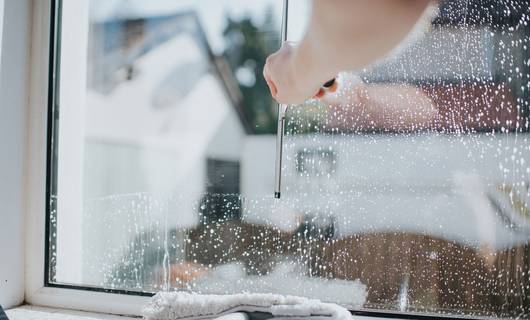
[47,0,530,319]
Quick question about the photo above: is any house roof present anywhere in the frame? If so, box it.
[89,11,254,134]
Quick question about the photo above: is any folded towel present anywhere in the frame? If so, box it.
[143,292,352,320]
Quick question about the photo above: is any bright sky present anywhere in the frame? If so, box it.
[89,0,310,53]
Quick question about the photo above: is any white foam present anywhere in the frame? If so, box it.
[187,262,367,309]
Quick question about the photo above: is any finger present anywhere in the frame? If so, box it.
[314,88,325,99]
[265,76,278,97]
[262,63,270,80]
[263,65,278,97]
[269,80,278,97]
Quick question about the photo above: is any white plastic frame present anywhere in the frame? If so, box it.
[0,0,31,309]
[25,0,149,316]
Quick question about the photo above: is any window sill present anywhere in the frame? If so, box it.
[6,305,389,320]
[6,306,138,320]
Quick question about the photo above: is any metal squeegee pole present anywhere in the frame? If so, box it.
[274,0,289,199]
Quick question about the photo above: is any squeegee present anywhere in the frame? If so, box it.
[274,0,289,199]
[273,0,335,199]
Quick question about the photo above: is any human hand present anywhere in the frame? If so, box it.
[314,78,338,99]
[263,42,337,104]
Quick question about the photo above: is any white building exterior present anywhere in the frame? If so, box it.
[242,133,530,250]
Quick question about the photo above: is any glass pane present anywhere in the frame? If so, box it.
[50,0,530,318]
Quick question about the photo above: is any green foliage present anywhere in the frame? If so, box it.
[222,7,279,134]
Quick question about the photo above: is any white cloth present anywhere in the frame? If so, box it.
[143,292,352,320]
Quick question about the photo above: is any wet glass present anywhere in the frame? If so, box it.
[50,0,530,318]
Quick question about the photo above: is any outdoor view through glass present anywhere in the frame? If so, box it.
[49,0,530,318]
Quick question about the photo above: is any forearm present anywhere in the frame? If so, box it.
[291,0,432,89]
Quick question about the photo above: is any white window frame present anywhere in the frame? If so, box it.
[0,0,30,309]
[24,0,150,316]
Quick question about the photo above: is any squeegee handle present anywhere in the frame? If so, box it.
[274,106,286,199]
[274,0,289,199]
[323,78,336,88]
